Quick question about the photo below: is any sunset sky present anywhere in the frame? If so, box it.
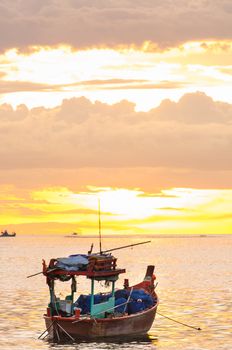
[0,0,232,235]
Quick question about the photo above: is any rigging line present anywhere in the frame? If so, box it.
[157,311,201,331]
[123,287,134,313]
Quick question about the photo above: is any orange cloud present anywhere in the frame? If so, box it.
[0,93,232,175]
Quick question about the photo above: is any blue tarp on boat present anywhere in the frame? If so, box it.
[74,288,155,315]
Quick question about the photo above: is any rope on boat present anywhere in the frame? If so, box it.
[123,287,134,313]
[157,311,201,331]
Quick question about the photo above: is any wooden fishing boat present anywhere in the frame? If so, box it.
[41,248,158,341]
[0,230,16,237]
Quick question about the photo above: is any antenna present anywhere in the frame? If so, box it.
[98,198,102,254]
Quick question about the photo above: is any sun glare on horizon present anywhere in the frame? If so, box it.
[1,186,231,235]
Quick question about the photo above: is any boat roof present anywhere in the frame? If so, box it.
[44,268,126,278]
[43,253,126,280]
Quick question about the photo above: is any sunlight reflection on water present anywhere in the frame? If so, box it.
[0,235,231,349]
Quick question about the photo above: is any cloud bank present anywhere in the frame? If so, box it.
[0,93,231,180]
[0,0,231,51]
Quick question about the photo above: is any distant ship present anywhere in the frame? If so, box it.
[65,232,81,238]
[0,230,16,237]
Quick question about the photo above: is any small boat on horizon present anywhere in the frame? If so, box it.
[65,232,82,238]
[0,230,16,237]
[39,241,158,341]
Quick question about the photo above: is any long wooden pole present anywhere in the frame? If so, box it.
[98,198,102,254]
[38,320,55,339]
[98,240,151,254]
[27,267,58,278]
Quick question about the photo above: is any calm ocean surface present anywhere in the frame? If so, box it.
[0,234,231,350]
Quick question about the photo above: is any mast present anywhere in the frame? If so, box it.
[98,198,102,254]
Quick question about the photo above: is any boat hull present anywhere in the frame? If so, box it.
[0,232,16,237]
[44,302,158,340]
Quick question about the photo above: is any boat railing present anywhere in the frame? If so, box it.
[88,256,117,272]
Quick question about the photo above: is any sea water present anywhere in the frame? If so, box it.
[0,234,231,350]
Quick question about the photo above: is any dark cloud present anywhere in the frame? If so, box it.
[0,0,231,51]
